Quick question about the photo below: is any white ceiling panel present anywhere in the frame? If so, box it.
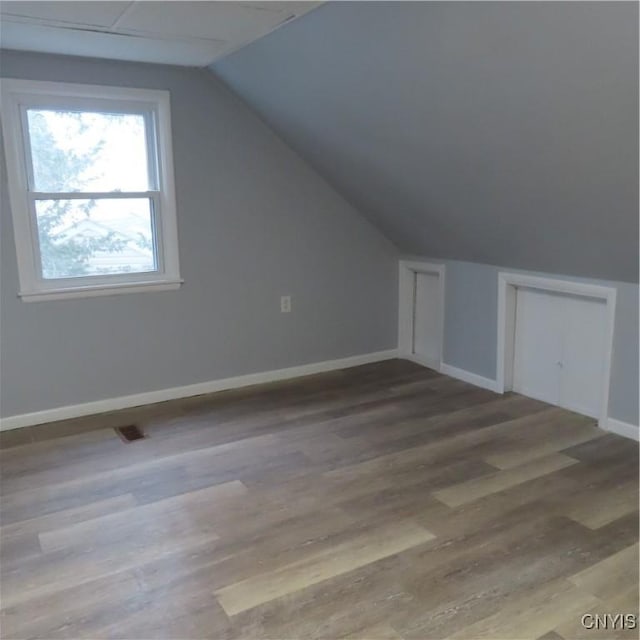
[242,2,322,14]
[116,2,292,43]
[0,1,322,67]
[0,1,129,28]
[0,20,228,67]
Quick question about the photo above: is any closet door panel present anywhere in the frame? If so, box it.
[560,294,608,418]
[413,272,441,366]
[512,287,563,406]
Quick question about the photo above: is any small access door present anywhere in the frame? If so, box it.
[412,271,442,369]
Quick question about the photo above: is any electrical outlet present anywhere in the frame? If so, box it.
[280,295,292,313]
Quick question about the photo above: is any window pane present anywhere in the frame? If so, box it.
[27,110,151,192]
[35,198,156,279]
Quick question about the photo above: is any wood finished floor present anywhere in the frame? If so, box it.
[0,360,638,640]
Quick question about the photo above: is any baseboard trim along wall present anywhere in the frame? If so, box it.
[438,363,639,441]
[4,351,637,442]
[439,363,501,393]
[0,349,398,431]
[604,418,640,442]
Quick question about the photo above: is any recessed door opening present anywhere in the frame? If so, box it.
[412,271,441,366]
[497,273,616,427]
[398,261,445,371]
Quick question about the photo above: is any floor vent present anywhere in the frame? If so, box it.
[115,425,146,443]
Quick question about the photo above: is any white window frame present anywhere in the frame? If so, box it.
[1,79,182,301]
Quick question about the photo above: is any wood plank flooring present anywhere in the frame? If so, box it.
[0,359,638,639]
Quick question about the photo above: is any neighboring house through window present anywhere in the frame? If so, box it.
[1,79,181,300]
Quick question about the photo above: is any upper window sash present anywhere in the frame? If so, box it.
[20,105,160,194]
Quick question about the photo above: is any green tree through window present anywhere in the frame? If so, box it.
[29,111,127,278]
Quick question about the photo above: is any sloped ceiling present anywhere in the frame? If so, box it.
[213,2,639,283]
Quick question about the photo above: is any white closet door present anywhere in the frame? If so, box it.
[513,287,608,419]
[560,294,607,418]
[513,287,563,405]
[413,272,440,366]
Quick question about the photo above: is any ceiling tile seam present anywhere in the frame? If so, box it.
[0,14,109,29]
[241,4,293,15]
[109,1,136,30]
[2,19,228,48]
[112,27,226,46]
[204,5,321,66]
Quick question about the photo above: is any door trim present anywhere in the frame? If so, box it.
[398,260,445,371]
[496,272,617,428]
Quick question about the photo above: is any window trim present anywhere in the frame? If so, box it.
[1,79,182,301]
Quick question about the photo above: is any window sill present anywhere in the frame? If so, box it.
[18,279,183,302]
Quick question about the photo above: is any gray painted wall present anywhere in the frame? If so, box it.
[409,257,638,425]
[0,50,398,418]
[214,1,639,283]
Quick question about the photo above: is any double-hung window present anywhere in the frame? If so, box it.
[1,79,181,300]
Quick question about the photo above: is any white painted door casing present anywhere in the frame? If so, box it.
[397,261,445,372]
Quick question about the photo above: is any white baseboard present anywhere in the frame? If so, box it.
[431,362,639,442]
[0,349,398,431]
[439,363,501,393]
[603,418,640,442]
